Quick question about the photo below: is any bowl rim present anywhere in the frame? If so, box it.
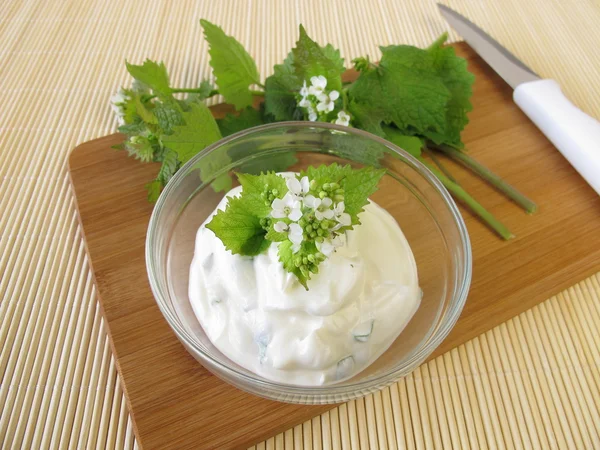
[146,121,472,397]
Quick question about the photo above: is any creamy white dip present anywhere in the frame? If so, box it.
[189,185,420,386]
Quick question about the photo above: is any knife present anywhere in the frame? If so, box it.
[438,4,600,195]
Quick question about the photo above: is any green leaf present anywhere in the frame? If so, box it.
[118,121,147,136]
[126,59,171,96]
[217,107,264,137]
[323,130,386,167]
[134,96,158,124]
[382,125,424,158]
[162,102,222,163]
[125,135,154,162]
[184,80,214,105]
[264,52,301,121]
[146,180,162,202]
[321,44,345,74]
[236,151,298,176]
[153,100,184,135]
[278,240,308,289]
[348,45,451,139]
[200,19,260,110]
[206,195,269,256]
[292,25,344,92]
[341,166,386,222]
[236,171,288,217]
[424,35,474,148]
[156,149,179,185]
[265,225,287,242]
[347,101,385,137]
[302,164,385,225]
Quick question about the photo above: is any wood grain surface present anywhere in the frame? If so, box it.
[68,43,600,450]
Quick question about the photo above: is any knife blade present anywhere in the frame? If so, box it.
[438,4,600,196]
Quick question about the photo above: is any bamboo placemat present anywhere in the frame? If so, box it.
[1,0,599,448]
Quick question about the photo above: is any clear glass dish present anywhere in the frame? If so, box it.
[146,122,471,404]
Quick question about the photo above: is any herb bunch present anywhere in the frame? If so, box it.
[207,165,385,289]
[112,20,536,238]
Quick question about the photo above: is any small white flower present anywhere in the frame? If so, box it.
[308,75,327,96]
[274,222,304,252]
[299,80,309,98]
[335,110,351,127]
[298,97,311,108]
[332,201,351,228]
[271,193,302,221]
[288,223,304,245]
[304,195,334,220]
[286,176,310,197]
[110,88,130,125]
[274,221,288,233]
[300,176,310,193]
[316,235,343,256]
[316,90,339,113]
[308,107,318,122]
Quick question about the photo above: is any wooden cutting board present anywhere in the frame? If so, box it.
[68,42,600,450]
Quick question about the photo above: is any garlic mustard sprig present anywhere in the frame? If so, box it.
[206,165,386,289]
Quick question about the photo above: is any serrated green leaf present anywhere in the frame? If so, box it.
[424,35,474,148]
[302,164,385,225]
[156,149,179,185]
[200,19,260,110]
[382,125,423,158]
[206,195,269,256]
[292,26,344,92]
[118,121,147,136]
[323,130,386,167]
[321,44,345,74]
[153,100,184,135]
[347,101,385,137]
[237,151,298,177]
[162,102,222,163]
[348,45,451,138]
[134,96,157,124]
[264,52,301,121]
[341,166,386,220]
[217,107,264,137]
[146,179,162,202]
[236,171,288,217]
[265,225,287,242]
[210,173,233,193]
[125,135,154,162]
[126,60,171,96]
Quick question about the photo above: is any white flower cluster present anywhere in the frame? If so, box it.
[270,175,351,255]
[110,88,130,125]
[297,76,350,127]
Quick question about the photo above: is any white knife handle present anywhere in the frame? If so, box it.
[514,79,600,195]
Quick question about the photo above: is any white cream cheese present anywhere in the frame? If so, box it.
[189,185,420,386]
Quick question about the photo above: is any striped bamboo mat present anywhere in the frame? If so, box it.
[1,0,599,448]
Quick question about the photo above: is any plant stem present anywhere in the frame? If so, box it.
[423,147,459,184]
[171,87,206,94]
[146,88,264,101]
[341,87,349,111]
[420,158,514,240]
[433,144,538,213]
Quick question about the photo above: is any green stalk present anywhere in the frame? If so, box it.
[171,87,206,94]
[423,147,459,184]
[433,144,538,214]
[420,158,514,240]
[146,88,264,101]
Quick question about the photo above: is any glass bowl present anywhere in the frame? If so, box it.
[146,122,471,404]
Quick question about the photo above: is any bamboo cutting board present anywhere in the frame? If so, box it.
[68,43,600,450]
